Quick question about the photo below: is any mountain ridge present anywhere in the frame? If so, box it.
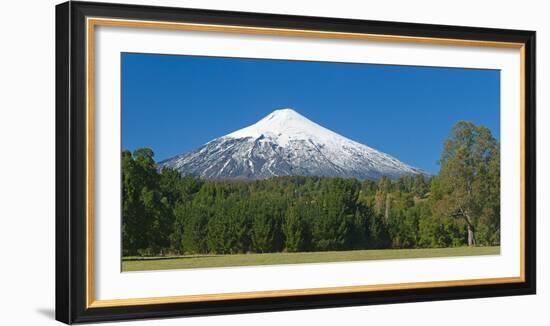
[158,108,427,180]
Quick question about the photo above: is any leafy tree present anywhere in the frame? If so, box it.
[122,149,173,255]
[432,121,500,246]
[185,206,209,254]
[121,150,146,255]
[311,179,358,251]
[366,212,391,249]
[250,194,284,252]
[283,205,308,252]
[412,174,429,198]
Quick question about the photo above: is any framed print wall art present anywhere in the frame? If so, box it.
[55,1,536,324]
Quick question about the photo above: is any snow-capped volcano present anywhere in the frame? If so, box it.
[159,108,427,180]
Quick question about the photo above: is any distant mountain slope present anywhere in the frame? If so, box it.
[159,108,427,180]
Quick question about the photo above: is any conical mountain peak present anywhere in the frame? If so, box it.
[160,108,427,180]
[260,108,306,121]
[225,108,341,147]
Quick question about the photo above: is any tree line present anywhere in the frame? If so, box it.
[122,121,500,256]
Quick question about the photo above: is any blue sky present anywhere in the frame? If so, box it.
[122,53,500,174]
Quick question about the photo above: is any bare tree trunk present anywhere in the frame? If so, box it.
[384,194,391,221]
[467,223,476,246]
[459,208,476,247]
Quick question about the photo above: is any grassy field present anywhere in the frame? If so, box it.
[122,246,499,272]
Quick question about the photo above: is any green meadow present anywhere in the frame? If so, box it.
[122,246,499,272]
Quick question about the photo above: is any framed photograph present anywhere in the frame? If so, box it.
[56,1,536,324]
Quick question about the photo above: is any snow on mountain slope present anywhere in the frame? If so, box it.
[158,108,427,180]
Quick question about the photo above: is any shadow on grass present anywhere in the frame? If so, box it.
[122,255,220,262]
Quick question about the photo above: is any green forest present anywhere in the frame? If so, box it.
[122,121,500,257]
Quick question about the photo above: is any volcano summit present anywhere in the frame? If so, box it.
[159,108,426,180]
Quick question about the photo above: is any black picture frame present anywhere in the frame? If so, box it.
[56,1,536,324]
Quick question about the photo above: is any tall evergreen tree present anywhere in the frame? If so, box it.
[283,205,307,252]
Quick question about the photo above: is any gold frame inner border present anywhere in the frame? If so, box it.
[85,17,526,309]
